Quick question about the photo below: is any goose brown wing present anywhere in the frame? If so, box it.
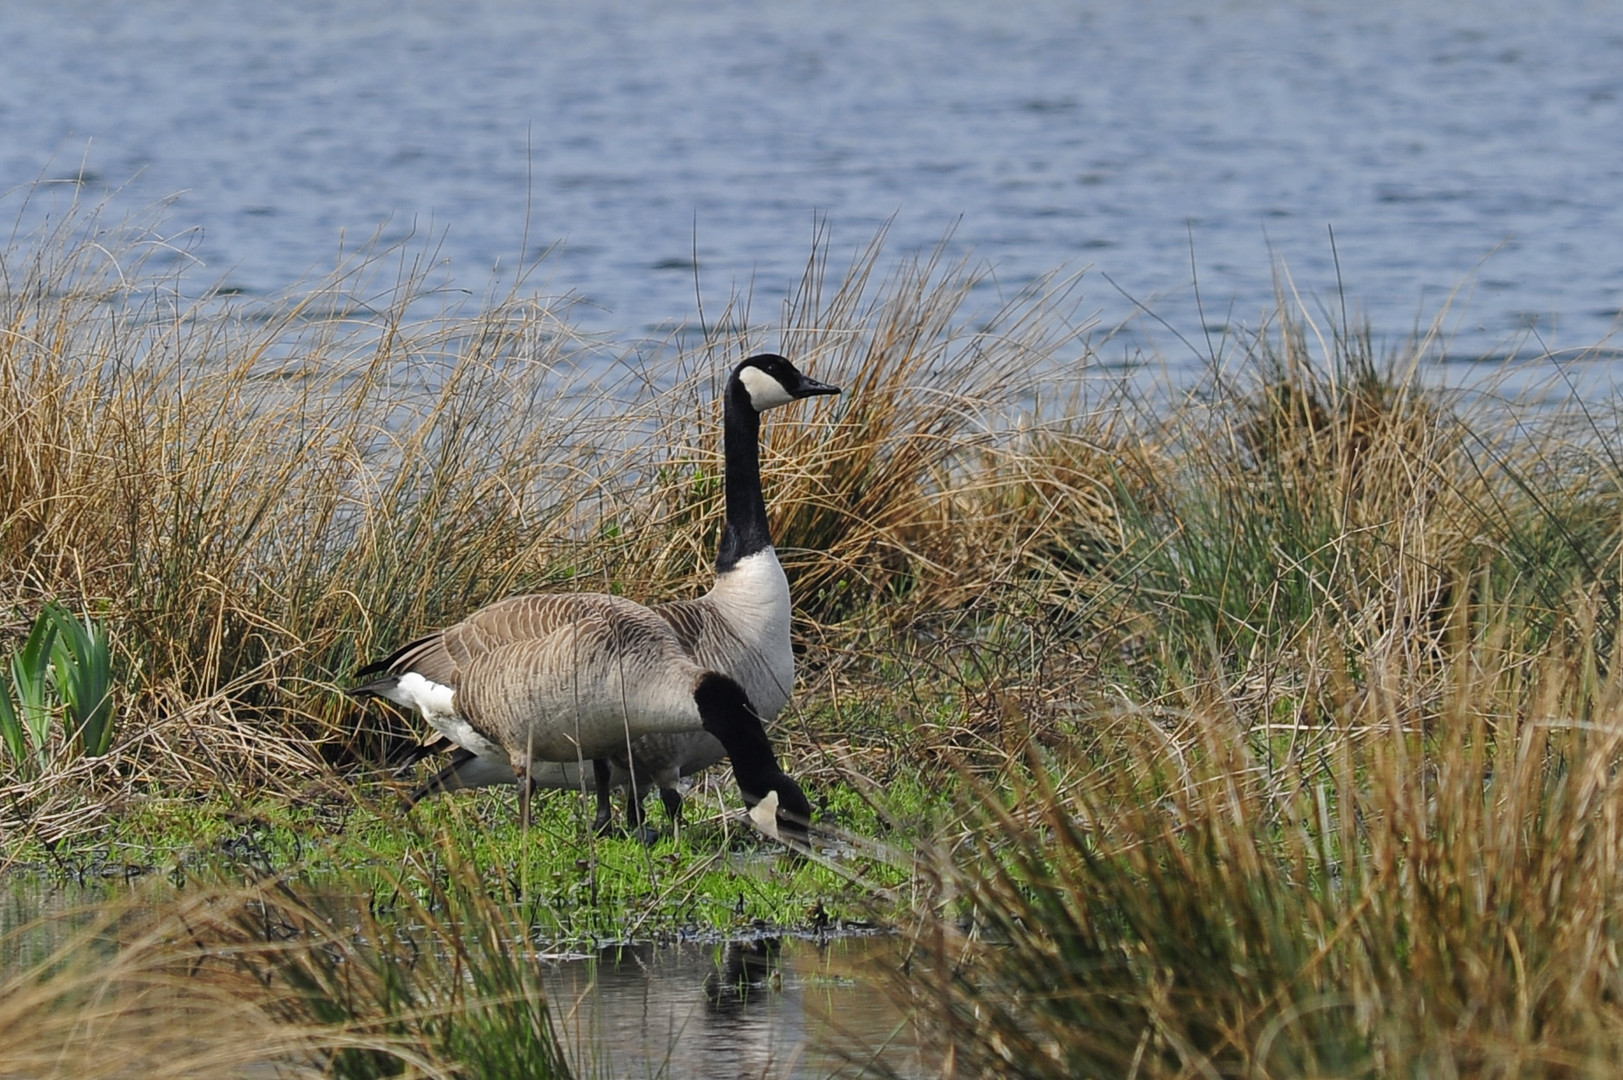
[371,593,643,688]
[651,596,746,658]
[452,597,703,760]
[440,593,659,666]
[356,630,458,687]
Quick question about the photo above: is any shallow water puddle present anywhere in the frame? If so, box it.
[544,934,932,1079]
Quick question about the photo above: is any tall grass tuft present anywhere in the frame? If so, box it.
[1105,302,1476,684]
[0,830,575,1078]
[857,300,1623,1075]
[890,593,1623,1078]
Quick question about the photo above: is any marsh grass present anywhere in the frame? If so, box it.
[868,303,1623,1077]
[10,192,1623,1074]
[0,839,578,1078]
[889,596,1623,1079]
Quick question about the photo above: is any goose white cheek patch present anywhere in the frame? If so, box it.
[738,365,796,411]
[747,789,782,841]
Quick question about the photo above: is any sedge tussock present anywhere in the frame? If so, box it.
[891,601,1623,1079]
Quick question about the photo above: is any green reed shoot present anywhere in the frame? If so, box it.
[43,602,116,758]
[0,602,115,773]
[0,610,58,772]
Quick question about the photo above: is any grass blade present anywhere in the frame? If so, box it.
[11,612,59,770]
[0,671,25,764]
[44,602,117,758]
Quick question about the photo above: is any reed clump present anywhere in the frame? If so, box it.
[890,595,1623,1079]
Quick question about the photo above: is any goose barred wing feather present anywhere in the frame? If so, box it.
[372,594,673,680]
[649,597,722,655]
[355,630,459,688]
[357,594,567,689]
[439,593,710,763]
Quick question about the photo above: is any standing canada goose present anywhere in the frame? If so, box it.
[367,353,839,837]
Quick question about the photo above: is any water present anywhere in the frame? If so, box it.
[2,0,1620,381]
[547,935,930,1079]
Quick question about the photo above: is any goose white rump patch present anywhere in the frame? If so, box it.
[390,672,456,717]
[390,673,507,762]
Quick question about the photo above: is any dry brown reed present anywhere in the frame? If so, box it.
[0,839,576,1079]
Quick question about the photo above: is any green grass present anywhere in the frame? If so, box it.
[6,770,938,945]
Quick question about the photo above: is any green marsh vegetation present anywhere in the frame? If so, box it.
[6,194,1623,1075]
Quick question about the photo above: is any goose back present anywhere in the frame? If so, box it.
[363,592,714,765]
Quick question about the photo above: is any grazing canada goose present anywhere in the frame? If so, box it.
[365,353,839,838]
[354,592,812,841]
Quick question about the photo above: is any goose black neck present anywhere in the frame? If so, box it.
[695,672,815,840]
[716,378,770,574]
[695,672,782,792]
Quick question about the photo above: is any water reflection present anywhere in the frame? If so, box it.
[546,934,930,1080]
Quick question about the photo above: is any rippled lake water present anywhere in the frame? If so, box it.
[3,0,1621,380]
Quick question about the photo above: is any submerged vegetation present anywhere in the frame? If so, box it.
[5,193,1623,1075]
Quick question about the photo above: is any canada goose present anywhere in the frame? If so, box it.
[365,353,839,838]
[354,592,812,841]
[394,353,838,831]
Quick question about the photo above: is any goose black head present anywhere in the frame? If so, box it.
[733,353,841,414]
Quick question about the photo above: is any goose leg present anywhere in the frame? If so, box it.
[591,759,615,836]
[620,766,664,845]
[660,787,684,830]
[516,764,538,833]
[623,784,647,831]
